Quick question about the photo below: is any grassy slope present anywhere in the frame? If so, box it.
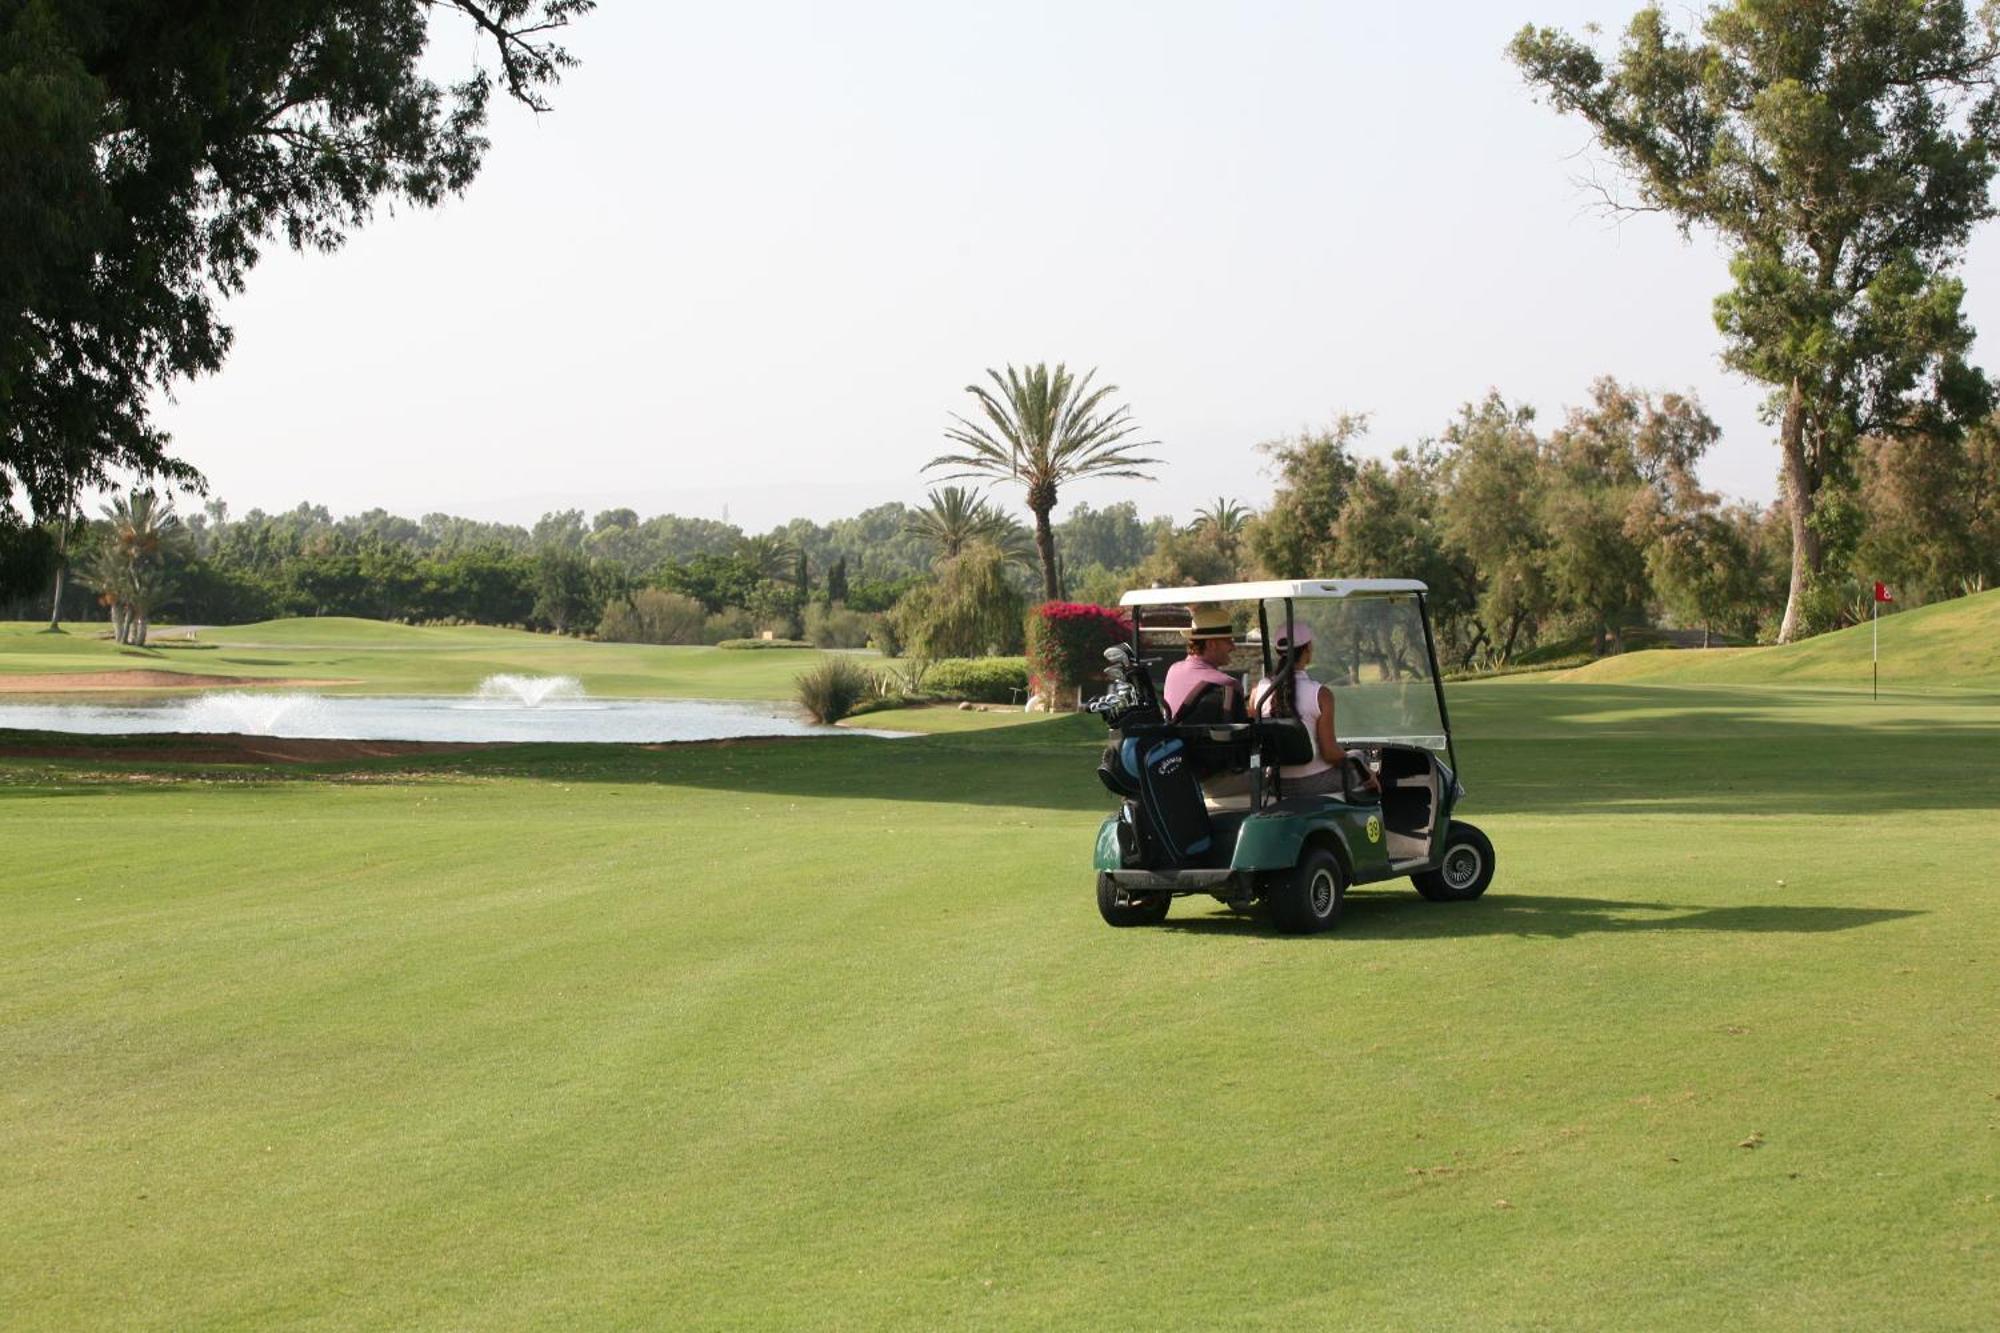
[1556,588,2000,690]
[13,590,1994,700]
[0,618,847,699]
[3,684,1996,1329]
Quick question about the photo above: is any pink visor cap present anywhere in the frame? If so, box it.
[1273,621,1314,649]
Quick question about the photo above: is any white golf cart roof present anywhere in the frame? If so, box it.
[1119,578,1428,607]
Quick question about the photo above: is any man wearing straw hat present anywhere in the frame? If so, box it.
[1163,609,1245,724]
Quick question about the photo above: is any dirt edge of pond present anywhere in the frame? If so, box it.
[0,734,482,765]
[0,732,819,767]
[0,670,358,693]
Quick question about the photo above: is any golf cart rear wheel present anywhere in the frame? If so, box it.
[1097,873,1171,927]
[1414,822,1495,902]
[1269,847,1345,935]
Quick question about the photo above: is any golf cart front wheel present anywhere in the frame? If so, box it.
[1269,847,1345,935]
[1414,822,1495,902]
[1097,874,1171,927]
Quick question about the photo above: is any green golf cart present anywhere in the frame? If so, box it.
[1089,579,1494,933]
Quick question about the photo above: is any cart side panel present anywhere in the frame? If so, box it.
[1226,811,1311,871]
[1092,815,1123,871]
[1331,804,1397,882]
[1230,805,1392,879]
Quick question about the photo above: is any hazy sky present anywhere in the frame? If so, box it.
[149,0,2000,532]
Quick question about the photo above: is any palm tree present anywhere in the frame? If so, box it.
[81,539,137,644]
[927,363,1158,600]
[979,517,1037,571]
[123,560,178,646]
[1186,496,1254,560]
[86,488,188,645]
[904,486,1036,568]
[734,534,799,582]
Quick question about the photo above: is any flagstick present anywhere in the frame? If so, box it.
[1872,598,1878,701]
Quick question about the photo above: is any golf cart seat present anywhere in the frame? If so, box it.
[1193,719,1315,812]
[1201,768,1256,812]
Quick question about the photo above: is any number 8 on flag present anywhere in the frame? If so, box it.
[1873,582,1893,603]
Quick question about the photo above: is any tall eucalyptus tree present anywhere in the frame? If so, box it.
[1512,1,2000,639]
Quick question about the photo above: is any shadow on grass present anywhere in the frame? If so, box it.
[445,725,2000,817]
[474,687,2000,816]
[1160,893,1922,941]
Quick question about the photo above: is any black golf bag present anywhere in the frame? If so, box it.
[1091,647,1214,868]
[1099,730,1214,867]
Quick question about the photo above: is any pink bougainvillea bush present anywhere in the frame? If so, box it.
[1026,601,1132,706]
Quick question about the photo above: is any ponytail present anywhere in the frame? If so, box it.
[1269,643,1302,719]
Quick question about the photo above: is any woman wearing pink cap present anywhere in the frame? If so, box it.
[1248,621,1373,799]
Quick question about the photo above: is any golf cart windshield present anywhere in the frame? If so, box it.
[1262,593,1447,756]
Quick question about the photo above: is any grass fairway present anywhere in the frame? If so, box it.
[0,618,844,699]
[3,683,1997,1328]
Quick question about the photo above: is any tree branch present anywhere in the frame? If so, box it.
[429,1,592,112]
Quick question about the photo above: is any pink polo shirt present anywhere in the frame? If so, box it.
[1163,656,1236,719]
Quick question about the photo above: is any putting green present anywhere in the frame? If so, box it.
[2,682,1995,1327]
[1556,587,2000,690]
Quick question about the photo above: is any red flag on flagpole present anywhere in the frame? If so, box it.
[1873,582,1893,603]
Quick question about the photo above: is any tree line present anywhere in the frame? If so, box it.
[5,373,1992,666]
[0,485,1154,648]
[1239,384,1996,667]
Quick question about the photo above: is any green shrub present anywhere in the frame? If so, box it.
[795,654,875,723]
[746,581,803,640]
[925,656,1029,703]
[804,601,879,649]
[883,657,931,695]
[703,609,755,643]
[869,614,903,658]
[846,669,916,717]
[887,545,1024,659]
[718,637,814,650]
[844,696,911,717]
[598,589,708,645]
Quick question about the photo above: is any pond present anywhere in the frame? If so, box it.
[0,675,903,745]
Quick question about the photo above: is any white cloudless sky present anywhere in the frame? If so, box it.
[148,0,1999,532]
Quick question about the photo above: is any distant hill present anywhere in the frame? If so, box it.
[1554,589,2000,690]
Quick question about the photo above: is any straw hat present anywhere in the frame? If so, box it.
[1182,610,1234,641]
